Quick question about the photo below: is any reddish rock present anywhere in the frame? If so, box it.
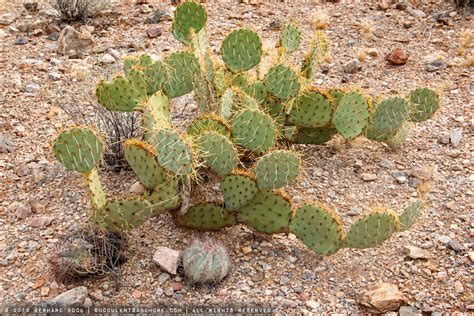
[146,27,162,38]
[15,204,32,220]
[171,282,183,291]
[31,216,53,228]
[386,47,408,65]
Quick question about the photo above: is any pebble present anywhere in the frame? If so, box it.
[420,241,433,249]
[342,58,362,74]
[15,37,28,45]
[164,287,174,297]
[0,13,18,26]
[448,239,465,252]
[449,130,462,146]
[145,10,171,24]
[361,173,378,181]
[100,53,116,64]
[305,300,320,310]
[15,204,32,220]
[47,32,59,41]
[348,206,362,216]
[31,216,53,228]
[426,60,446,72]
[83,297,93,308]
[129,181,144,194]
[386,47,408,65]
[49,72,62,81]
[24,83,39,93]
[403,245,431,259]
[454,280,464,293]
[152,246,180,275]
[241,246,252,254]
[146,27,162,38]
[407,8,426,18]
[155,288,164,298]
[438,235,451,244]
[16,164,30,177]
[46,286,88,306]
[280,276,290,285]
[399,306,420,316]
[158,272,170,285]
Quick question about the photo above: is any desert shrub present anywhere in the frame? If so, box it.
[51,0,110,21]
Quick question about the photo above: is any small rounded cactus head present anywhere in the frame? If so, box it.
[182,238,230,285]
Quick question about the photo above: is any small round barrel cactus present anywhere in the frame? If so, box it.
[182,239,230,285]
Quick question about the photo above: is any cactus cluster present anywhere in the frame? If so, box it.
[52,2,439,256]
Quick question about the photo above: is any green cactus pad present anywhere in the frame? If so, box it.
[408,88,440,122]
[366,96,410,141]
[153,128,194,176]
[246,81,267,102]
[385,121,412,150]
[220,172,258,211]
[301,31,329,80]
[172,2,207,44]
[142,91,171,129]
[237,190,292,234]
[123,54,153,75]
[264,64,300,101]
[145,181,180,215]
[231,75,248,89]
[187,116,231,137]
[282,126,298,142]
[264,99,286,125]
[124,140,169,189]
[329,89,345,108]
[221,28,262,72]
[279,23,301,53]
[176,203,237,231]
[295,126,337,144]
[97,199,153,231]
[399,200,423,231]
[163,51,200,98]
[232,107,276,153]
[332,92,369,140]
[255,150,300,190]
[288,90,333,127]
[84,168,106,210]
[96,74,147,112]
[197,131,238,177]
[289,203,343,255]
[343,211,399,248]
[143,60,167,94]
[53,128,104,173]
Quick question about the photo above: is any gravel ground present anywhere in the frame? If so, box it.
[0,0,472,313]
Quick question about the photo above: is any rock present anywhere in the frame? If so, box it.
[47,32,59,41]
[145,10,171,24]
[100,53,116,64]
[49,72,61,81]
[57,26,94,57]
[107,48,120,60]
[155,288,164,298]
[170,282,183,291]
[24,3,39,12]
[425,60,446,72]
[164,287,174,297]
[158,272,170,285]
[152,246,180,275]
[15,204,32,220]
[377,0,390,10]
[24,83,39,93]
[129,181,144,194]
[468,252,474,263]
[343,58,362,74]
[139,5,153,14]
[41,287,50,297]
[31,216,53,228]
[438,235,451,244]
[361,173,378,181]
[0,13,17,26]
[82,297,92,308]
[79,25,94,33]
[15,37,28,45]
[366,48,379,58]
[407,8,426,18]
[348,206,362,216]
[454,280,464,293]
[16,164,30,177]
[448,239,465,252]
[146,27,162,38]
[0,134,15,153]
[420,241,433,249]
[402,245,431,259]
[45,286,88,306]
[358,282,407,313]
[399,306,420,316]
[305,300,320,310]
[439,134,450,144]
[280,276,290,285]
[241,246,252,254]
[386,47,408,65]
[449,130,462,147]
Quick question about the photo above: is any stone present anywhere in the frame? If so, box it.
[31,216,53,228]
[468,252,474,263]
[448,239,465,252]
[47,32,59,41]
[425,60,446,72]
[164,287,174,297]
[49,72,62,81]
[0,134,15,153]
[82,297,92,308]
[449,130,462,147]
[348,206,362,216]
[15,204,32,220]
[361,173,378,181]
[407,8,426,18]
[79,25,94,33]
[386,47,408,65]
[241,246,252,254]
[129,181,144,194]
[15,37,28,45]
[57,26,94,57]
[170,282,183,291]
[45,286,88,306]
[157,272,170,285]
[139,5,153,14]
[16,164,30,177]
[343,58,362,74]
[402,245,431,259]
[454,281,464,293]
[155,288,164,298]
[358,282,407,313]
[438,235,451,244]
[146,27,162,38]
[399,306,421,316]
[100,53,116,64]
[145,10,171,24]
[366,48,379,58]
[377,0,390,10]
[41,287,50,297]
[107,48,120,60]
[24,83,39,93]
[24,3,39,12]
[305,300,320,310]
[153,246,180,275]
[280,276,290,285]
[0,13,17,26]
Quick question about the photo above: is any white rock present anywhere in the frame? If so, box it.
[152,246,180,275]
[0,13,17,26]
[57,26,94,57]
[358,282,407,313]
[305,300,320,310]
[45,286,88,306]
[24,83,39,93]
[49,72,62,81]
[100,53,116,64]
[129,181,144,194]
[403,245,431,259]
[438,235,451,244]
[450,129,462,147]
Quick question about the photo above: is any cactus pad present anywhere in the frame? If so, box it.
[237,190,292,234]
[232,107,276,153]
[176,203,237,231]
[220,172,258,211]
[264,99,286,125]
[172,2,207,44]
[197,131,238,177]
[96,74,147,112]
[385,121,412,150]
[255,150,300,190]
[153,128,194,176]
[408,88,440,122]
[399,200,423,231]
[163,51,200,98]
[124,140,169,189]
[329,89,345,108]
[264,64,300,101]
[343,211,399,248]
[141,91,171,134]
[84,168,106,210]
[143,60,167,94]
[123,54,152,75]
[220,89,235,120]
[366,96,410,141]
[221,29,262,72]
[187,115,231,137]
[53,128,104,173]
[295,126,337,144]
[145,181,180,215]
[289,203,343,255]
[301,31,328,80]
[246,81,267,102]
[288,90,333,127]
[279,23,301,53]
[332,92,369,140]
[98,199,153,231]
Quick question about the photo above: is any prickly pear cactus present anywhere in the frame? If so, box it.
[332,92,369,140]
[399,200,423,231]
[288,90,333,128]
[220,172,258,211]
[254,150,301,190]
[172,1,207,44]
[279,23,301,53]
[96,199,153,232]
[231,107,276,152]
[182,239,230,284]
[407,88,440,122]
[163,51,200,98]
[366,96,410,141]
[221,29,262,72]
[264,64,300,101]
[196,131,238,177]
[176,203,237,231]
[152,128,194,176]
